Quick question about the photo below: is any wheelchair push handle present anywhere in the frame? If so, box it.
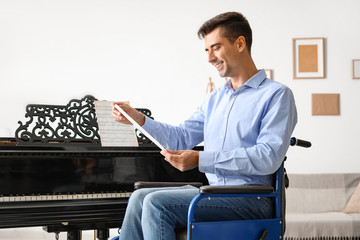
[290,137,311,148]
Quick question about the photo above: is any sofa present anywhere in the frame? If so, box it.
[284,173,360,240]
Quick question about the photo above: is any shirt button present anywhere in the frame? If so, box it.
[218,178,223,182]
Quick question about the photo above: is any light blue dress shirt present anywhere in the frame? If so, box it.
[143,70,297,186]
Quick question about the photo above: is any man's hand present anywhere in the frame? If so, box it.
[160,149,199,172]
[111,102,145,126]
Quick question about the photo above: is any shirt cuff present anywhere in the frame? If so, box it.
[198,151,216,174]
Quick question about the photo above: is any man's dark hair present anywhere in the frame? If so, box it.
[197,12,252,53]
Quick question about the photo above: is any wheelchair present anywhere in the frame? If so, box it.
[113,137,311,240]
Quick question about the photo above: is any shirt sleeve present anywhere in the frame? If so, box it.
[142,109,205,150]
[198,86,298,176]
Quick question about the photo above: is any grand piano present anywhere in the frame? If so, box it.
[0,96,208,240]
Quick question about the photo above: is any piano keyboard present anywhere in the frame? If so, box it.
[0,192,132,202]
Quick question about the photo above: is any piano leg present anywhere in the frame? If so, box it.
[67,230,81,240]
[96,228,109,240]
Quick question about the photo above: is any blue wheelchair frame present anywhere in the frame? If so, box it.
[187,164,285,240]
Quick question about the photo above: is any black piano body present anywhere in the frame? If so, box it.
[0,96,208,239]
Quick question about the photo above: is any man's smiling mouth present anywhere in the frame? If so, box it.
[214,61,223,70]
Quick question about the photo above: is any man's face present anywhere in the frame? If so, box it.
[204,27,240,78]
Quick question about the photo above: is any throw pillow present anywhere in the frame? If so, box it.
[344,181,360,213]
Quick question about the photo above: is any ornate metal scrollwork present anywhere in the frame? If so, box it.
[15,95,154,146]
[16,95,100,145]
[135,108,154,145]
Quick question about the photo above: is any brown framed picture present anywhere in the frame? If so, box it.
[293,38,325,79]
[312,93,340,116]
[352,59,360,79]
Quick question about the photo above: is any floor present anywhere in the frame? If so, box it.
[0,227,120,240]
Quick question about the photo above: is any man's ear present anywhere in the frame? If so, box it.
[235,36,247,53]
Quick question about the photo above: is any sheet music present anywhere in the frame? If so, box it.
[94,101,139,147]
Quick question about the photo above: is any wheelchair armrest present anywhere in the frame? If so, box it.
[134,181,203,190]
[199,185,274,194]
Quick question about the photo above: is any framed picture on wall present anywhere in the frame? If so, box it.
[293,38,325,79]
[312,93,340,116]
[352,59,360,79]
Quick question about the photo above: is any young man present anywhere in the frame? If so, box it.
[112,11,297,240]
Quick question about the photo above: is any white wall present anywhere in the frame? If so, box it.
[0,0,359,174]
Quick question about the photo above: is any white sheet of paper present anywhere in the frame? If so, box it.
[94,101,139,147]
[114,104,165,150]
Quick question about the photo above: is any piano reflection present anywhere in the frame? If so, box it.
[0,95,207,240]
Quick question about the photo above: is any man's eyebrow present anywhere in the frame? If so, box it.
[205,43,221,52]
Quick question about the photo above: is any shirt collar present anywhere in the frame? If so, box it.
[224,69,267,91]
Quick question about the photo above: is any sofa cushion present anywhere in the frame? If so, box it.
[344,181,360,213]
[286,173,360,213]
[285,212,360,237]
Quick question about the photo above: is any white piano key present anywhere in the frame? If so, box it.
[0,192,132,201]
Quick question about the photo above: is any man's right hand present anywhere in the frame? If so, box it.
[111,102,146,126]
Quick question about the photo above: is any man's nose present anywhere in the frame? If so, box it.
[208,50,216,63]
